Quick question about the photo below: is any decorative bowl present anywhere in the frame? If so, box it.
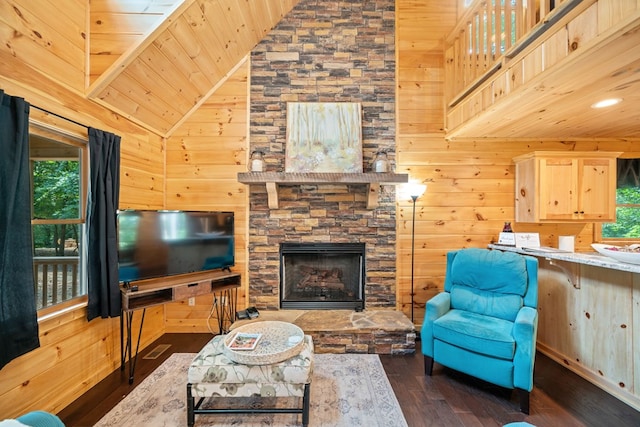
[223,320,305,365]
[591,243,640,265]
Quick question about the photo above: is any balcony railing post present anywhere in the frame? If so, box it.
[446,0,560,108]
[33,256,80,310]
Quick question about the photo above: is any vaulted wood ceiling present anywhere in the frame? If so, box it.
[71,0,640,140]
[87,0,300,137]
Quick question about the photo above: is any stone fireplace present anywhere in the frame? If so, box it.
[280,243,365,310]
[247,0,397,312]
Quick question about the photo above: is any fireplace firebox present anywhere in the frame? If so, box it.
[280,243,365,310]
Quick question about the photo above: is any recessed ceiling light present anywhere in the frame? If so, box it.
[591,98,622,108]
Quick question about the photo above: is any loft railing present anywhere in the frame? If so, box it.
[445,0,580,108]
[33,256,81,310]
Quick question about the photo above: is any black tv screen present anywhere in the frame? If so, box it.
[117,210,234,283]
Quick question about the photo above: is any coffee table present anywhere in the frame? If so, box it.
[186,322,314,427]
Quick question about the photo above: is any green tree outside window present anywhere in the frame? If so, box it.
[30,131,86,310]
[602,159,640,239]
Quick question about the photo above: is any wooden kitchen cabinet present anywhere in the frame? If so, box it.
[513,151,620,223]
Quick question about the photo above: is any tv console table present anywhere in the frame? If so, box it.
[120,269,241,383]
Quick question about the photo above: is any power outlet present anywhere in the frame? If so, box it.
[188,297,196,306]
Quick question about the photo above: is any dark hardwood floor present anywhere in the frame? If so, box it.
[59,333,640,427]
[382,344,640,427]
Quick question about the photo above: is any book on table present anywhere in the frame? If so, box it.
[228,332,262,350]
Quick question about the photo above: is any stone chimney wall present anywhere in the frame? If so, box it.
[248,0,397,310]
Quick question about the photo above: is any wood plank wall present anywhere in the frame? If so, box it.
[163,58,250,332]
[396,0,456,323]
[0,0,87,93]
[0,80,167,417]
[395,0,640,325]
[0,0,167,417]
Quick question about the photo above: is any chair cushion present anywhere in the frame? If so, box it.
[450,284,523,322]
[449,249,528,321]
[450,248,528,296]
[432,309,515,360]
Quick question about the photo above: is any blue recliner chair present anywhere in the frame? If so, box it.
[421,248,538,414]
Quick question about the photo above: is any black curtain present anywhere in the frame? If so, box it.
[86,128,121,321]
[0,90,40,370]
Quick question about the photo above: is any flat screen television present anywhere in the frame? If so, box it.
[117,210,234,284]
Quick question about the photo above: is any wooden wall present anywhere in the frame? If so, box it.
[0,78,167,417]
[0,0,166,417]
[163,58,250,332]
[0,0,87,94]
[396,0,455,321]
[395,0,640,325]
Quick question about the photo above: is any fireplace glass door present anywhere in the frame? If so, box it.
[280,243,365,310]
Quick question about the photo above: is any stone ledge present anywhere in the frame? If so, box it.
[230,309,416,355]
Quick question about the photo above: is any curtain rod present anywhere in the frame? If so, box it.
[31,105,89,130]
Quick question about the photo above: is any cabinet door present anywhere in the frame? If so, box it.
[578,158,616,221]
[539,158,578,220]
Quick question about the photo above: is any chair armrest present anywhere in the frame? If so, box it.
[512,306,538,391]
[420,292,451,357]
[426,292,451,320]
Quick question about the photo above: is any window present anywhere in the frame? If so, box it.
[30,125,88,311]
[600,158,640,241]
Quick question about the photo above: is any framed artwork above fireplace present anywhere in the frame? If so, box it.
[285,102,363,173]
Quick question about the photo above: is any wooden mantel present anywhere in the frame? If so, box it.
[237,172,409,209]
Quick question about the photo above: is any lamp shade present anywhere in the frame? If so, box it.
[401,182,426,201]
[409,183,427,199]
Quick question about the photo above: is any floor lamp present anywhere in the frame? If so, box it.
[407,183,426,325]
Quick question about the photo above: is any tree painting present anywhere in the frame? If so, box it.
[285,102,363,173]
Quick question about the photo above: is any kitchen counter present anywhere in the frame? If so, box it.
[489,243,640,411]
[488,243,640,274]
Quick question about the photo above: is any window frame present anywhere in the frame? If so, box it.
[29,120,89,317]
[595,155,640,244]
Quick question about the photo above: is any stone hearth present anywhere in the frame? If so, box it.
[230,310,416,355]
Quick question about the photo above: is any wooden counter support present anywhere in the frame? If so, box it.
[548,259,580,289]
[238,172,408,209]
